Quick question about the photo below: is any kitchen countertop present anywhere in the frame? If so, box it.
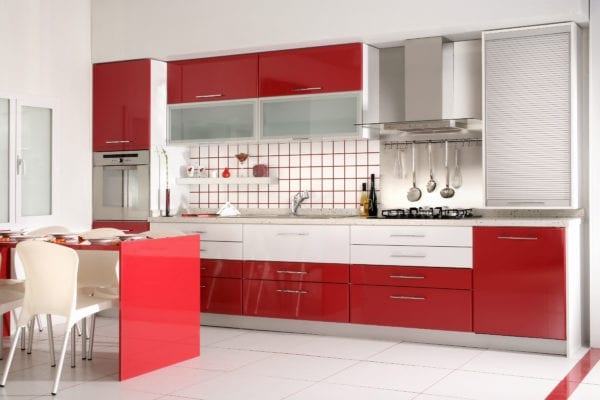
[150,209,583,227]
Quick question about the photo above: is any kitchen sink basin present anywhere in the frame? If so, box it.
[233,214,356,220]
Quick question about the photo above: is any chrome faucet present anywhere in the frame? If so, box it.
[291,190,310,215]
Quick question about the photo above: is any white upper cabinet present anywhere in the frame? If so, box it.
[0,98,8,223]
[483,23,581,208]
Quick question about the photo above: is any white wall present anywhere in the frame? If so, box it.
[91,0,588,62]
[0,0,92,231]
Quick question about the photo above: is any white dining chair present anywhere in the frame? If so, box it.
[0,280,24,360]
[0,241,118,395]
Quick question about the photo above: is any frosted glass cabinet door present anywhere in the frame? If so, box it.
[19,106,52,216]
[0,98,8,223]
[260,92,361,140]
[169,100,256,143]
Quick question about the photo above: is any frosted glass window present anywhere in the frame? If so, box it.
[261,93,360,140]
[0,99,8,223]
[20,106,52,216]
[169,100,255,142]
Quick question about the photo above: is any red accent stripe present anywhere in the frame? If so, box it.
[546,348,600,399]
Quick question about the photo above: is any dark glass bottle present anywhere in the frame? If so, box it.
[368,174,378,217]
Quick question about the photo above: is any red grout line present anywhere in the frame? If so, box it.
[545,348,600,400]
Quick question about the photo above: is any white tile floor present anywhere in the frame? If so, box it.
[0,317,599,399]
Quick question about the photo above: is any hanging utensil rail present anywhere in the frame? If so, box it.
[383,138,481,150]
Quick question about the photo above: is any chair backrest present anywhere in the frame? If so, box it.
[25,225,70,236]
[16,241,79,326]
[80,227,125,239]
[77,250,119,290]
[140,228,185,239]
[0,280,24,314]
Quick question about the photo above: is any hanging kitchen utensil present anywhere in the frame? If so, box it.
[440,141,455,198]
[407,144,422,202]
[426,142,437,193]
[452,146,463,189]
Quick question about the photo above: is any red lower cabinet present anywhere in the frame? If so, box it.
[243,280,349,322]
[473,227,566,339]
[201,277,242,315]
[350,285,472,331]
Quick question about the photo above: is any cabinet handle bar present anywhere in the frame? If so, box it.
[390,234,426,238]
[105,140,131,144]
[390,295,426,301]
[276,270,308,275]
[497,236,538,241]
[200,285,207,289]
[291,87,322,92]
[276,289,309,294]
[276,232,309,236]
[195,94,223,98]
[390,254,426,258]
[389,275,425,279]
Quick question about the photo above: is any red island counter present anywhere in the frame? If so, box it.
[0,235,200,380]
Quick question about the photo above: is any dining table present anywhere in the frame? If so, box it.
[0,234,200,380]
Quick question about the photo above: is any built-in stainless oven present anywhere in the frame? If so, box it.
[93,150,150,221]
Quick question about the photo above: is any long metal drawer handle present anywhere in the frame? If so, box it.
[276,232,309,236]
[276,270,308,275]
[390,234,426,238]
[389,275,425,279]
[497,236,538,241]
[105,140,131,144]
[390,254,426,258]
[291,87,322,92]
[195,94,223,98]
[276,289,309,294]
[193,230,207,234]
[200,249,207,252]
[389,295,426,301]
[200,285,207,289]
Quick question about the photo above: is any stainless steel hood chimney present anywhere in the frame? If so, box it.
[365,37,482,135]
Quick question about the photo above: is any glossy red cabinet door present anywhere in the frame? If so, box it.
[201,259,243,278]
[168,54,258,103]
[351,265,472,289]
[473,227,566,339]
[201,277,242,315]
[93,60,151,151]
[351,285,472,331]
[259,43,362,97]
[243,280,349,322]
[244,261,349,283]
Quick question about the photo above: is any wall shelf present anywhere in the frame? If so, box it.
[176,177,278,185]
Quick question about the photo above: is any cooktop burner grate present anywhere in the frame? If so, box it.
[378,207,477,219]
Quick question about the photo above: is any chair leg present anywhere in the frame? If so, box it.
[46,315,56,367]
[81,317,87,360]
[87,314,96,361]
[35,315,43,332]
[75,322,81,337]
[52,325,72,395]
[20,325,25,351]
[27,319,34,354]
[0,317,3,360]
[0,325,23,387]
[70,326,76,368]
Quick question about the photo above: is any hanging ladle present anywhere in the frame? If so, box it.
[426,142,436,193]
[407,144,422,202]
[440,141,455,199]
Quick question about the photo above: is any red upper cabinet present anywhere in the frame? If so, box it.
[259,43,363,97]
[93,60,151,151]
[473,227,566,340]
[168,54,259,104]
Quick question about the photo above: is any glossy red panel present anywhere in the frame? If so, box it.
[119,235,200,380]
[201,259,243,278]
[243,279,349,322]
[201,277,242,315]
[350,285,472,331]
[244,261,349,283]
[93,60,151,151]
[168,54,259,103]
[351,265,472,289]
[92,220,150,234]
[259,43,362,97]
[473,227,566,339]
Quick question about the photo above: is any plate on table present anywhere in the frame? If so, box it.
[51,233,81,243]
[87,237,118,245]
[12,235,45,242]
[117,234,146,242]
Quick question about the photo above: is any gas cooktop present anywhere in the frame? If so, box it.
[375,207,478,219]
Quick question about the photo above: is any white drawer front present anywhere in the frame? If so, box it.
[200,241,243,260]
[351,245,473,268]
[244,224,349,263]
[351,226,472,247]
[150,222,242,242]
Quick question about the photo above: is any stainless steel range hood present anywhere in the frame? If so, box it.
[363,37,482,135]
